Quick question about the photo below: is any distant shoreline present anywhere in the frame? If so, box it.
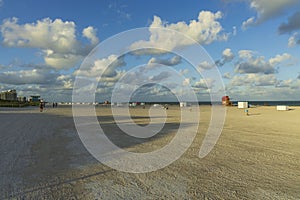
[1,100,299,108]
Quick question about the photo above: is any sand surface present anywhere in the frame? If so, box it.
[0,105,299,199]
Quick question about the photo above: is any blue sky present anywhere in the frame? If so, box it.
[0,0,300,102]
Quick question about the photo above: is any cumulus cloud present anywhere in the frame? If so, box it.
[182,78,191,86]
[235,60,271,74]
[235,57,275,75]
[242,17,255,30]
[290,79,300,89]
[276,79,293,87]
[193,78,215,89]
[222,72,232,79]
[0,18,99,69]
[75,54,125,79]
[179,68,189,75]
[234,51,292,74]
[43,49,83,69]
[215,48,234,66]
[269,53,292,66]
[131,11,228,53]
[198,61,215,70]
[129,84,176,102]
[149,71,172,81]
[230,74,277,87]
[56,74,74,89]
[0,69,58,85]
[222,48,235,60]
[83,26,99,45]
[288,32,300,47]
[238,50,255,59]
[148,55,181,66]
[1,18,78,52]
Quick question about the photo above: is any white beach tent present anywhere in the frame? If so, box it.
[276,105,289,111]
[180,102,187,107]
[238,102,248,109]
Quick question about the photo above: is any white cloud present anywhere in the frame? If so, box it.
[131,11,228,52]
[238,50,255,59]
[288,32,300,47]
[56,74,74,89]
[75,54,125,79]
[230,74,277,86]
[182,78,191,86]
[235,50,276,74]
[235,56,275,74]
[0,0,3,7]
[1,18,78,52]
[222,48,234,60]
[242,17,255,30]
[0,18,98,69]
[149,71,172,82]
[276,79,293,87]
[179,69,189,75]
[290,80,300,90]
[198,61,215,70]
[193,78,215,89]
[43,49,83,69]
[223,72,232,79]
[83,26,99,45]
[148,55,181,66]
[0,69,57,85]
[232,26,237,36]
[234,56,275,74]
[216,48,235,66]
[235,51,292,74]
[269,53,292,66]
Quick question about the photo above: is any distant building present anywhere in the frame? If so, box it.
[0,89,17,101]
[17,96,27,102]
[28,95,40,102]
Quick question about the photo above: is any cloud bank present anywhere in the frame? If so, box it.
[0,18,99,69]
[131,11,228,52]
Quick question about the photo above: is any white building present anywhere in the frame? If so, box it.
[0,90,17,101]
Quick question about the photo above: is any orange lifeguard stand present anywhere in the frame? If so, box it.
[222,96,232,106]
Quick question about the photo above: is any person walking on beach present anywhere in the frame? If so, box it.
[39,100,44,112]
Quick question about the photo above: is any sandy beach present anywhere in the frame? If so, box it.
[0,105,299,199]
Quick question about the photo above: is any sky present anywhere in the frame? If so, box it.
[0,0,300,102]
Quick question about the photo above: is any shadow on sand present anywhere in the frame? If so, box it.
[0,110,190,198]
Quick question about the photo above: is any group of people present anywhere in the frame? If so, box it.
[39,101,58,112]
